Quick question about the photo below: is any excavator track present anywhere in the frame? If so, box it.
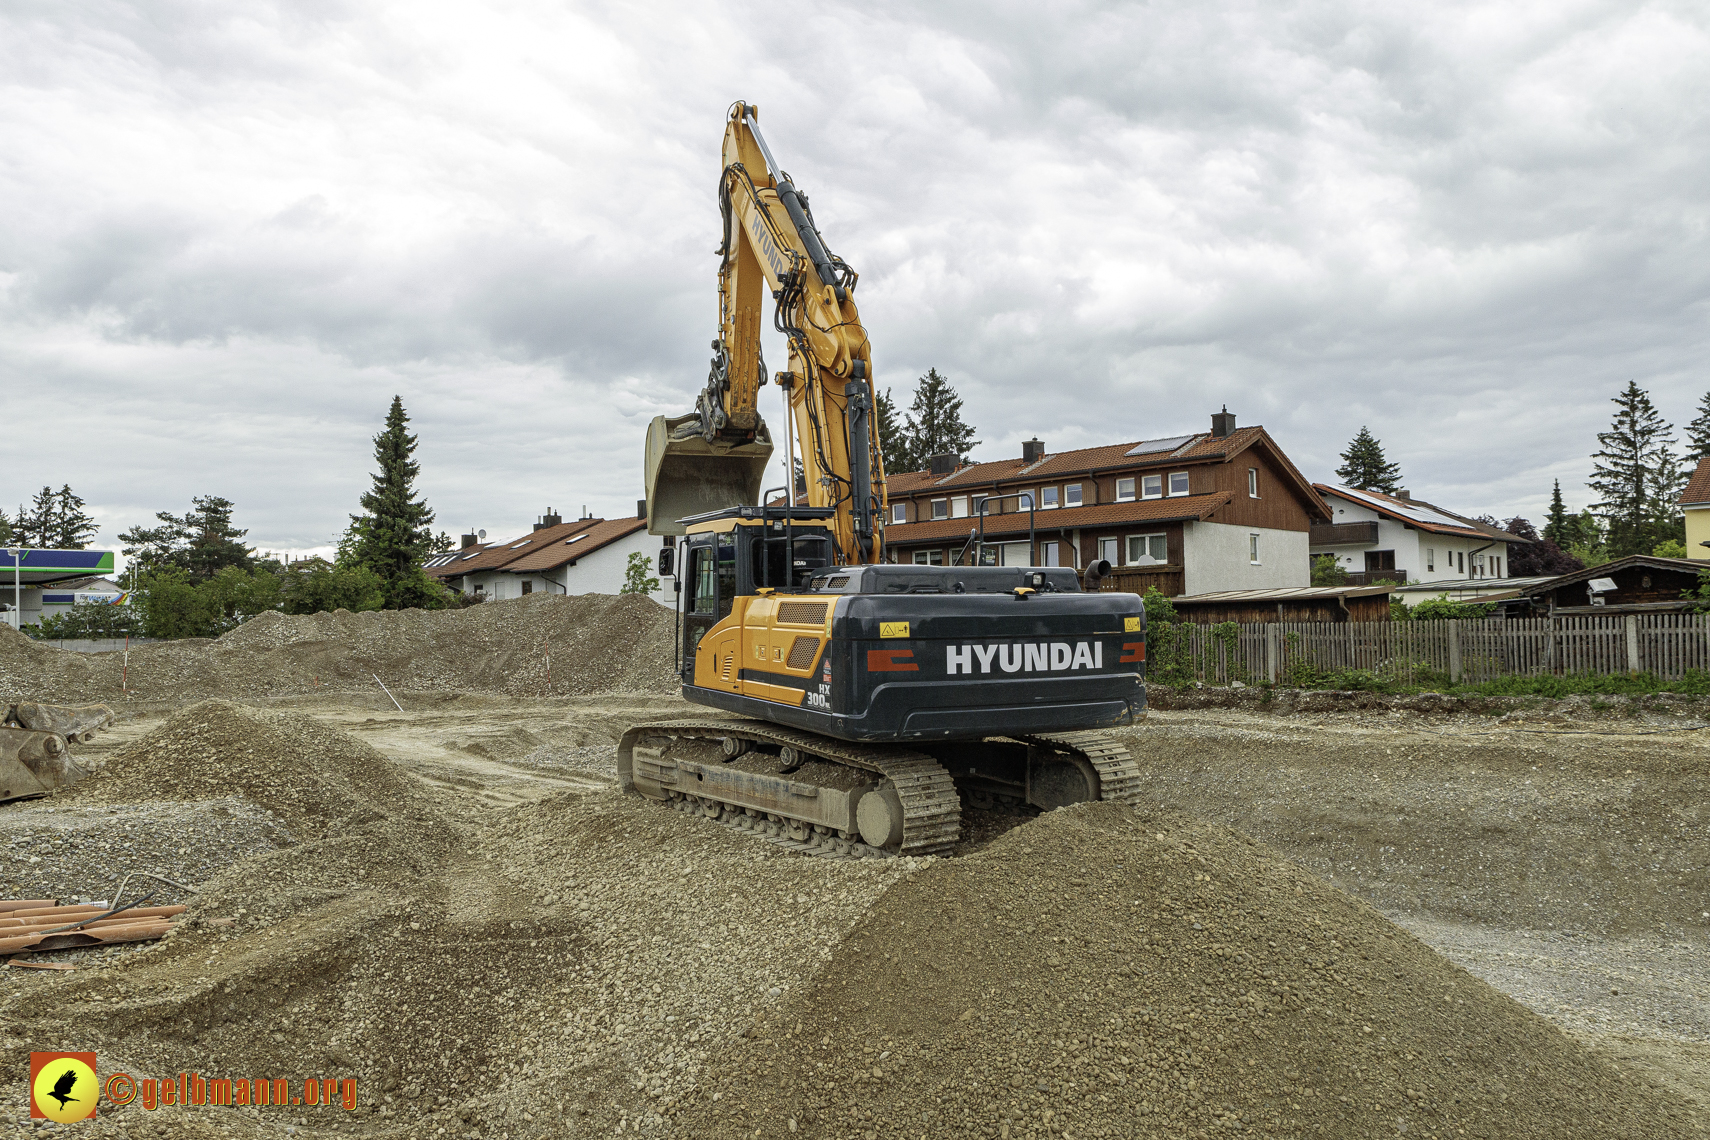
[620,721,1143,861]
[620,719,961,859]
[1012,729,1144,805]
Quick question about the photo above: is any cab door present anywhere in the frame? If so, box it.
[687,533,741,691]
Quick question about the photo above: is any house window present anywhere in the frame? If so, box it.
[1127,534,1167,564]
[1016,490,1036,511]
[1041,486,1059,509]
[1098,537,1119,565]
[951,496,969,519]
[521,580,533,595]
[1042,541,1061,566]
[1168,471,1189,496]
[1064,483,1082,507]
[1495,557,1502,578]
[1249,534,1261,564]
[1458,551,1465,574]
[1426,548,1435,572]
[1248,468,1259,498]
[912,550,944,565]
[1141,474,1163,499]
[1115,478,1136,502]
[931,499,948,520]
[890,502,906,524]
[972,493,988,515]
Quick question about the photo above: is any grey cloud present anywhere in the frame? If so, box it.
[2,0,1707,551]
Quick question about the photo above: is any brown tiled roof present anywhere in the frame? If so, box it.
[884,493,1232,545]
[502,517,649,572]
[1682,455,1710,506]
[425,543,494,579]
[882,427,1327,519]
[434,519,602,576]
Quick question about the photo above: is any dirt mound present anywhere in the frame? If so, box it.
[66,700,430,838]
[0,592,677,705]
[680,804,1702,1139]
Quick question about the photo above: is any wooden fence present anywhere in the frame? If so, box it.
[1161,613,1710,685]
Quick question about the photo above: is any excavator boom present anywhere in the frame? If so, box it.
[645,102,882,561]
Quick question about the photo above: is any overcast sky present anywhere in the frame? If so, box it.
[3,0,1707,557]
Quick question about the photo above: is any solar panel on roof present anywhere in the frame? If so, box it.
[1125,434,1195,456]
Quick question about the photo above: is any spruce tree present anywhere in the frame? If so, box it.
[0,507,10,546]
[875,387,914,474]
[904,368,980,464]
[350,396,442,609]
[1688,390,1710,462]
[1542,480,1570,546]
[50,485,99,549]
[179,496,253,580]
[1588,381,1676,557]
[1334,427,1403,493]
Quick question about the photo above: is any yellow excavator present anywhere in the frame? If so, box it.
[619,102,1146,858]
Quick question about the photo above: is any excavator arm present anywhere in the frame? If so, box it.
[646,101,886,565]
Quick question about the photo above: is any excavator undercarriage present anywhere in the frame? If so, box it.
[619,719,1141,859]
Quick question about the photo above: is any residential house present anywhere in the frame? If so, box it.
[1681,456,1710,554]
[1310,486,1530,589]
[880,409,1327,596]
[425,509,668,606]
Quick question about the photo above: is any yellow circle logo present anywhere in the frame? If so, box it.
[33,1056,97,1123]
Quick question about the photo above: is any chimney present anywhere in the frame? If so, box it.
[1396,489,1410,500]
[637,498,647,520]
[929,452,957,476]
[1022,438,1046,464]
[535,508,563,531]
[1210,405,1236,439]
[460,534,478,550]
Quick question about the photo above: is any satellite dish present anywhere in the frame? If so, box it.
[478,529,487,540]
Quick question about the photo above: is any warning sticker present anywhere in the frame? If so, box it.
[879,621,910,639]
[1124,616,1142,632]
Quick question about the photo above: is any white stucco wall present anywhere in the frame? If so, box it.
[1313,492,1519,581]
[1181,522,1309,593]
[460,529,672,607]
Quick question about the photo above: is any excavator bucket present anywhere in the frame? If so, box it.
[645,413,774,536]
[0,702,115,803]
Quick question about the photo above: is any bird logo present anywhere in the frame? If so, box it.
[48,1068,79,1109]
[29,1053,98,1123]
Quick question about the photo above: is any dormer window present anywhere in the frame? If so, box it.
[1141,474,1163,499]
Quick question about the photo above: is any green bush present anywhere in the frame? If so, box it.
[1407,596,1496,621]
[281,561,385,615]
[27,600,146,641]
[1310,555,1348,587]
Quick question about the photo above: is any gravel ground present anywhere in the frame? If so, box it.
[0,691,1704,1138]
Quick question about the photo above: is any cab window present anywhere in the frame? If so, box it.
[690,547,717,615]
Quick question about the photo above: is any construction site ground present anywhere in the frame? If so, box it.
[0,600,1704,1138]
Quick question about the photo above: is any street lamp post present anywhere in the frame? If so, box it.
[6,548,20,632]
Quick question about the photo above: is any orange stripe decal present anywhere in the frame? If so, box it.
[1119,642,1146,663]
[866,649,919,672]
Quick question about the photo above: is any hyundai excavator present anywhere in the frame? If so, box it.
[618,102,1146,858]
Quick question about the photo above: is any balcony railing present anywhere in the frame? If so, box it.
[1309,521,1380,546]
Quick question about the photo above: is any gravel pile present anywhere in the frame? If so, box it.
[679,803,1703,1140]
[0,592,678,706]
